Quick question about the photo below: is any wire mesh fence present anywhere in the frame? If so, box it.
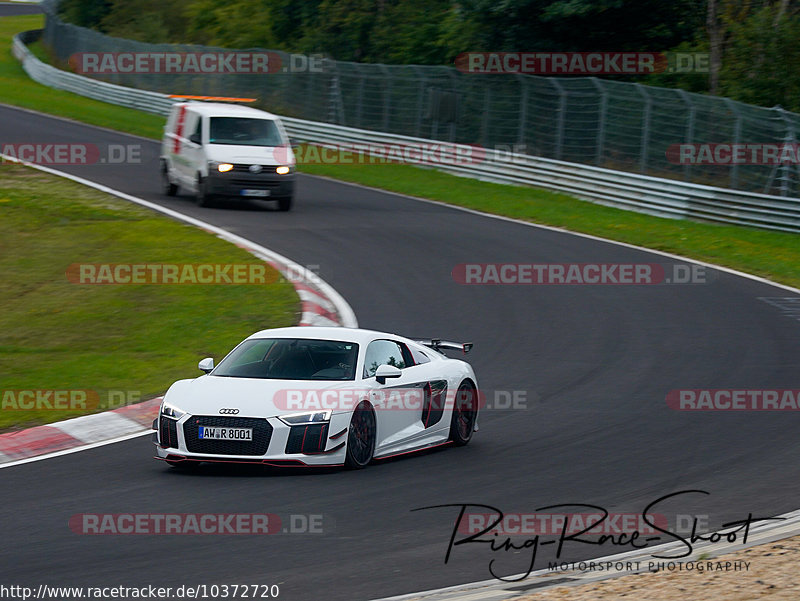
[40,0,800,198]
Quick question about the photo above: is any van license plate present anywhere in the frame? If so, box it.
[241,189,270,197]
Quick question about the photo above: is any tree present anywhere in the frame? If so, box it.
[719,2,800,111]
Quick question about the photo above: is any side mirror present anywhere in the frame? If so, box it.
[198,357,214,373]
[375,364,402,385]
[289,138,300,148]
[189,133,202,145]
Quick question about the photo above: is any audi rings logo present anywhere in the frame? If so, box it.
[248,164,262,174]
[219,408,240,415]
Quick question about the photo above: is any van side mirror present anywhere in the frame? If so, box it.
[198,357,214,373]
[189,133,202,145]
[375,364,402,385]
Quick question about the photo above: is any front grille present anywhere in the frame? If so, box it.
[231,164,278,174]
[183,416,273,456]
[228,178,280,188]
[285,424,329,454]
[159,417,178,448]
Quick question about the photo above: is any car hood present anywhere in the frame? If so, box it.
[206,144,294,166]
[163,375,364,418]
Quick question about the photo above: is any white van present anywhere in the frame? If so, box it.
[160,102,296,211]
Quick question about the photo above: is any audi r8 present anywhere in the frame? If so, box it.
[153,327,478,469]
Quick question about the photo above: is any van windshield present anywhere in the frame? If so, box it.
[209,117,282,147]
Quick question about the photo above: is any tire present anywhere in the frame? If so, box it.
[195,174,213,207]
[344,401,376,469]
[161,164,178,196]
[449,381,477,446]
[277,195,293,212]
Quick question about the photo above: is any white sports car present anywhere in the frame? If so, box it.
[153,327,479,469]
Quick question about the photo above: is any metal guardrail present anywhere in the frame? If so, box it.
[12,30,800,233]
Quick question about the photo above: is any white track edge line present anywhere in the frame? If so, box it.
[0,429,151,469]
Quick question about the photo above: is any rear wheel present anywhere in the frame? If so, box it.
[161,163,178,196]
[344,401,376,469]
[449,381,477,446]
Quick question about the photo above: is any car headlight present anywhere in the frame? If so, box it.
[217,163,234,173]
[279,410,331,425]
[276,165,292,175]
[161,403,187,420]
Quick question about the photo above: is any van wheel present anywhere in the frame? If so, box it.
[161,165,178,196]
[277,196,293,212]
[195,175,213,207]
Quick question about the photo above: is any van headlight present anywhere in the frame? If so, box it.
[276,165,292,175]
[209,161,234,173]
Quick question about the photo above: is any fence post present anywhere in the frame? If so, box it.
[775,106,797,197]
[549,79,566,160]
[516,74,529,148]
[326,60,344,125]
[356,71,366,129]
[447,69,459,142]
[480,85,491,148]
[634,84,652,174]
[590,78,607,166]
[677,89,695,181]
[412,66,426,138]
[723,98,742,190]
[379,64,392,132]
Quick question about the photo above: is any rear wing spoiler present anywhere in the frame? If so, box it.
[415,339,473,354]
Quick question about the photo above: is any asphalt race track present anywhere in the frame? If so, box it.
[2,13,800,598]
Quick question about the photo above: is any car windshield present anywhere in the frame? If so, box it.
[208,117,282,147]
[212,338,359,380]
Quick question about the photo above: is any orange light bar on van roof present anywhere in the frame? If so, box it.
[168,95,257,102]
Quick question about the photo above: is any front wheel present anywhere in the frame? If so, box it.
[195,175,213,207]
[344,401,376,469]
[449,382,477,446]
[277,196,293,212]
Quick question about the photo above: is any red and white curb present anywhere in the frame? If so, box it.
[0,152,357,468]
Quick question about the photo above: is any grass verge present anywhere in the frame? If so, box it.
[0,164,298,431]
[0,14,164,138]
